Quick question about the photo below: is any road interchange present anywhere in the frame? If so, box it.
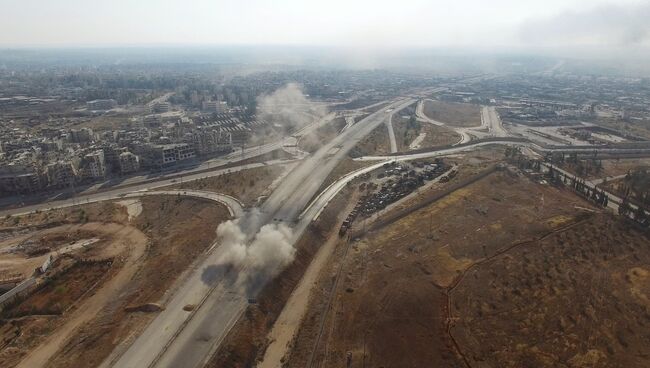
[6,86,650,368]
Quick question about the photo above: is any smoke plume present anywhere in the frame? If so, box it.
[213,216,296,295]
[519,3,650,48]
[257,82,328,134]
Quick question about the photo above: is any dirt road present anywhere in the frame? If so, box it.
[16,223,147,368]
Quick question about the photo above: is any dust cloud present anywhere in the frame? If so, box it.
[256,82,328,133]
[213,216,296,295]
[519,2,650,48]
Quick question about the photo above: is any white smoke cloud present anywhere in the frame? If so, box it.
[519,3,650,47]
[214,217,296,295]
[215,219,248,265]
[256,82,328,133]
[247,223,295,272]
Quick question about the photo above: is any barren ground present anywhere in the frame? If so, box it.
[423,100,481,127]
[390,103,461,151]
[0,196,230,368]
[596,118,650,140]
[560,158,650,180]
[283,167,610,367]
[45,196,229,368]
[350,124,391,157]
[170,164,289,206]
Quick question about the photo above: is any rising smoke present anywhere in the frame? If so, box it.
[256,82,328,134]
[208,83,327,296]
[214,207,296,295]
[519,2,650,48]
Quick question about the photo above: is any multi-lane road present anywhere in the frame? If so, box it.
[414,99,508,144]
[12,83,648,368]
[107,98,415,368]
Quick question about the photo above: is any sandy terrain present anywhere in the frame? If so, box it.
[350,124,391,157]
[15,223,147,368]
[423,100,481,128]
[452,214,650,367]
[170,164,289,206]
[0,196,230,368]
[283,169,599,367]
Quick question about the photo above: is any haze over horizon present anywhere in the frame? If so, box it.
[2,0,650,53]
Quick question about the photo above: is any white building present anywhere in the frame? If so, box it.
[87,99,117,111]
[202,100,228,113]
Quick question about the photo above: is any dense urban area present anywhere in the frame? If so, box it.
[0,50,649,368]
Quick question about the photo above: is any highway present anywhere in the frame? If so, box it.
[15,80,645,368]
[3,97,413,368]
[386,114,398,153]
[0,112,336,211]
[105,98,414,368]
[0,160,289,218]
[415,100,476,145]
[481,106,508,137]
[136,99,415,367]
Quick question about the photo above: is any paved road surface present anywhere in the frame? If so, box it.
[481,106,508,137]
[126,190,244,218]
[120,98,415,368]
[415,99,472,144]
[1,112,336,210]
[386,115,398,153]
[0,160,289,218]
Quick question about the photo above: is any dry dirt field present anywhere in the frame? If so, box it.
[77,115,135,131]
[390,103,461,151]
[596,118,650,140]
[560,158,650,180]
[392,116,461,151]
[0,196,230,368]
[170,164,289,206]
[451,214,650,368]
[350,124,391,157]
[423,100,481,127]
[281,168,633,368]
[45,196,229,368]
[313,158,376,200]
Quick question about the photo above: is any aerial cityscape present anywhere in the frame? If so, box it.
[1,1,650,368]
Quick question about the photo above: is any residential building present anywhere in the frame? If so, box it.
[118,151,140,174]
[69,128,94,144]
[0,164,43,195]
[202,100,228,113]
[192,130,232,155]
[46,161,78,188]
[79,150,106,179]
[87,99,117,111]
[149,101,171,113]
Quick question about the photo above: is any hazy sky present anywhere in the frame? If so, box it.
[1,0,649,49]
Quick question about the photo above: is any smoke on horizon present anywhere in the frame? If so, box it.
[519,2,650,48]
[257,82,328,134]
